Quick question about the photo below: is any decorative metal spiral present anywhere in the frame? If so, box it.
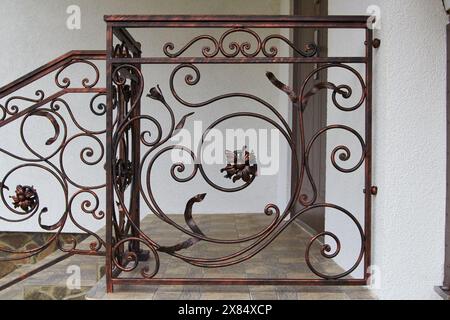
[0,30,369,283]
[163,28,317,58]
[109,58,367,279]
[0,57,107,262]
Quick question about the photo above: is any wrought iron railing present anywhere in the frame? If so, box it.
[104,15,375,292]
[0,51,107,290]
[0,15,376,294]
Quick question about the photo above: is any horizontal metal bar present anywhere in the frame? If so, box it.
[73,251,106,257]
[65,88,106,94]
[0,51,106,99]
[0,250,105,292]
[110,22,368,29]
[105,15,371,23]
[0,88,106,128]
[110,57,366,65]
[112,278,368,286]
[0,253,74,292]
[105,15,370,29]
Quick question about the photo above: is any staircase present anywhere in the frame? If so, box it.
[0,51,107,297]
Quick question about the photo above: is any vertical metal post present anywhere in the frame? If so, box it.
[364,27,373,282]
[105,24,114,293]
[129,48,144,258]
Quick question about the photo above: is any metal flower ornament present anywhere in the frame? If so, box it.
[221,146,258,183]
[10,185,38,212]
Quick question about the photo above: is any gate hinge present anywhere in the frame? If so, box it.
[363,186,378,195]
[372,38,381,49]
[365,38,381,49]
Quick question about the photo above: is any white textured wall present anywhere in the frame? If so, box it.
[327,0,447,300]
[0,0,292,232]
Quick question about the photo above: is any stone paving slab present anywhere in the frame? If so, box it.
[0,214,377,300]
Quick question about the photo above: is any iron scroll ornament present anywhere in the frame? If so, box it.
[163,28,318,58]
[110,59,367,280]
[0,16,373,291]
[0,57,108,261]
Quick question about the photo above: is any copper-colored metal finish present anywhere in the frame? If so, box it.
[0,51,109,291]
[0,15,374,293]
[363,186,378,195]
[104,15,370,29]
[112,56,366,65]
[105,25,115,294]
[364,27,374,283]
[0,51,105,99]
[114,159,133,192]
[0,252,75,292]
[113,278,368,286]
[372,38,381,49]
[104,15,374,292]
[371,186,378,195]
[221,147,258,183]
[162,28,318,58]
[10,185,39,212]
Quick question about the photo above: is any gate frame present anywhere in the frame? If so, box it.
[104,15,375,293]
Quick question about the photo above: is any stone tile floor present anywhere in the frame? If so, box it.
[0,232,87,279]
[0,214,376,300]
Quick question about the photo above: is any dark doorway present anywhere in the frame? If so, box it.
[291,0,328,233]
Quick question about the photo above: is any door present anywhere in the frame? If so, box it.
[292,0,328,233]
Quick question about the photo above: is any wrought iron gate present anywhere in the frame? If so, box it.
[104,15,375,292]
[0,15,376,293]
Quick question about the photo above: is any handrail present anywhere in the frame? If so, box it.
[0,88,106,128]
[0,50,106,99]
[0,51,108,291]
[104,14,370,23]
[113,29,141,56]
[104,14,370,28]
